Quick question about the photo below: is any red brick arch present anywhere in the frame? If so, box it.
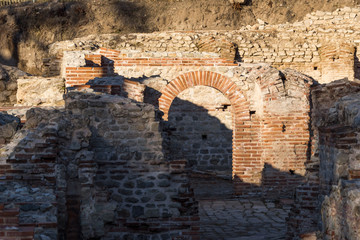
[159,71,262,193]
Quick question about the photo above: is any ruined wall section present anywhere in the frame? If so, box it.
[316,91,360,239]
[16,76,65,107]
[253,68,312,197]
[0,109,61,239]
[287,80,360,239]
[1,92,198,239]
[63,49,313,197]
[62,92,198,239]
[0,64,28,107]
[47,6,360,85]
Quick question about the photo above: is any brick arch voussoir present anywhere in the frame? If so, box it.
[159,71,249,121]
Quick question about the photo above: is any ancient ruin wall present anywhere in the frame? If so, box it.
[0,92,198,239]
[314,89,360,239]
[0,64,28,107]
[45,6,360,86]
[62,47,313,197]
[286,80,360,238]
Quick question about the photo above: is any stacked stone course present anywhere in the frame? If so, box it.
[316,89,360,240]
[60,46,313,198]
[45,6,360,85]
[287,80,360,239]
[1,92,199,239]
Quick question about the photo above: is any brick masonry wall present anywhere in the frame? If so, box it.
[0,113,59,240]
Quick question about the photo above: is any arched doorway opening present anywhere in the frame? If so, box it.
[164,85,233,197]
[159,71,261,193]
[166,85,233,174]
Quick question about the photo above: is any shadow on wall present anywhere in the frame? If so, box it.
[0,86,321,238]
[0,91,198,239]
[354,50,358,78]
[233,163,305,198]
[165,96,233,174]
[81,71,234,175]
[78,72,310,199]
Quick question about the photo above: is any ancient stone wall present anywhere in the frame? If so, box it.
[62,48,313,198]
[45,6,360,86]
[0,92,198,239]
[0,113,19,145]
[287,80,360,239]
[316,90,360,239]
[0,64,28,107]
[16,76,65,107]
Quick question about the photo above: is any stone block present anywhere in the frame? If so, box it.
[17,77,65,107]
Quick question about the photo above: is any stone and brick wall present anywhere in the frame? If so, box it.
[0,115,59,240]
[45,6,360,86]
[0,92,199,239]
[63,92,198,239]
[287,80,360,239]
[62,47,313,198]
[316,90,360,240]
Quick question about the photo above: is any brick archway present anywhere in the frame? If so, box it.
[159,71,261,193]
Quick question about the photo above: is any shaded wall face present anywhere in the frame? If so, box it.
[62,93,198,239]
[314,90,360,240]
[64,49,314,196]
[165,86,233,173]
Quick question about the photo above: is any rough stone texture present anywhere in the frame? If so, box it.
[0,112,20,145]
[64,51,313,197]
[0,182,57,240]
[46,6,360,85]
[287,80,360,239]
[0,64,28,107]
[16,76,65,107]
[321,181,360,240]
[0,92,198,239]
[316,91,360,240]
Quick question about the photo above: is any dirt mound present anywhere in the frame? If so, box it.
[1,0,360,74]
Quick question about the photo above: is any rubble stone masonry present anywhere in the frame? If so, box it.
[47,6,360,84]
[1,5,360,240]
